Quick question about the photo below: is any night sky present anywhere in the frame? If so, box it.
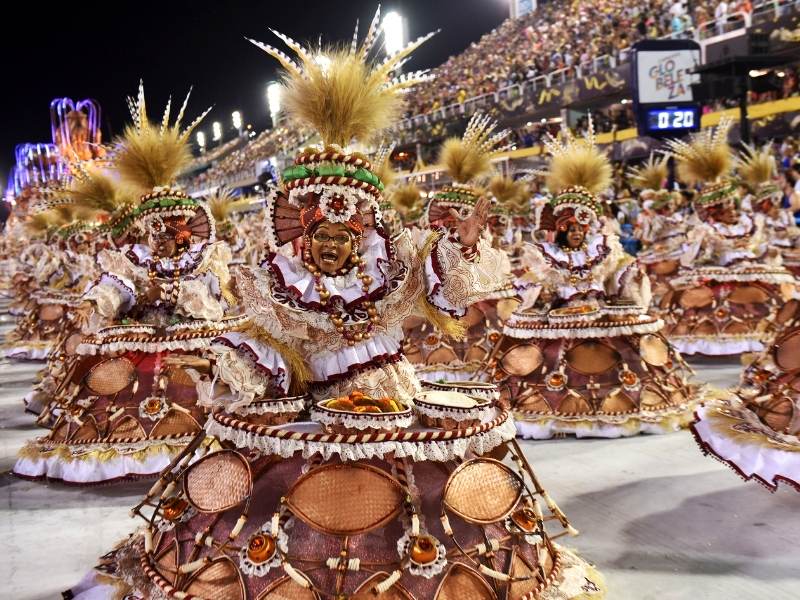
[0,0,509,187]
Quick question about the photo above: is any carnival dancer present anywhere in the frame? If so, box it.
[68,12,605,598]
[13,85,246,485]
[628,154,688,309]
[490,123,696,438]
[662,119,796,356]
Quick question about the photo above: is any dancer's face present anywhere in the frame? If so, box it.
[309,221,353,274]
[566,222,586,248]
[152,231,178,258]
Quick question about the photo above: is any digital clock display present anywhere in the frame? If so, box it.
[646,107,698,132]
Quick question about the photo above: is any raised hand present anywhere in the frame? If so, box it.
[451,196,490,247]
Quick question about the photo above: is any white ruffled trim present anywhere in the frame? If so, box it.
[165,314,247,333]
[693,404,800,490]
[671,267,795,287]
[516,417,686,440]
[1,345,51,360]
[232,397,308,415]
[310,333,401,381]
[77,337,214,356]
[213,333,290,395]
[503,316,664,340]
[671,336,764,356]
[204,414,517,462]
[414,400,493,423]
[310,404,414,431]
[419,381,499,402]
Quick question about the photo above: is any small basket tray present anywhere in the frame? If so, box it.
[228,395,310,427]
[414,390,493,430]
[310,400,413,435]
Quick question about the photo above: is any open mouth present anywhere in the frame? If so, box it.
[321,250,339,263]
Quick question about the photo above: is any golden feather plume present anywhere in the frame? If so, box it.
[247,8,436,148]
[627,154,668,192]
[541,119,612,196]
[386,182,424,219]
[737,144,776,190]
[26,211,60,235]
[372,143,397,188]
[488,175,529,215]
[439,113,510,184]
[67,163,138,215]
[115,82,211,190]
[206,187,256,223]
[664,117,733,186]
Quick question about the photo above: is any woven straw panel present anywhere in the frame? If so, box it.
[49,419,69,442]
[426,347,459,366]
[728,285,770,304]
[184,451,252,512]
[754,397,794,433]
[256,575,319,600]
[39,304,64,321]
[64,333,84,356]
[85,357,136,396]
[640,387,668,408]
[776,330,800,371]
[149,409,201,439]
[443,460,522,524]
[650,259,679,276]
[600,390,636,413]
[183,557,245,600]
[565,341,620,375]
[352,572,415,599]
[500,345,543,377]
[509,550,541,599]
[639,334,669,367]
[435,564,496,600]
[287,464,403,535]
[776,300,800,325]
[154,541,179,587]
[71,416,100,442]
[105,415,147,442]
[679,286,714,309]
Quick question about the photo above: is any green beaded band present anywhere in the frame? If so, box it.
[111,196,198,236]
[696,182,737,206]
[282,164,384,191]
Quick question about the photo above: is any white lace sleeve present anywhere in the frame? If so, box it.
[177,275,225,321]
[84,274,136,319]
[424,228,511,317]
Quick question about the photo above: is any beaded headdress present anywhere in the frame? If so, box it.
[252,7,436,251]
[627,154,681,211]
[109,82,213,247]
[539,118,611,232]
[737,143,781,208]
[425,114,510,224]
[664,117,736,213]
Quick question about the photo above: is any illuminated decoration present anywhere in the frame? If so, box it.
[382,11,407,56]
[50,97,105,161]
[11,143,67,195]
[212,121,222,141]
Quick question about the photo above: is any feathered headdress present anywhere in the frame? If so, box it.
[627,154,679,211]
[110,82,214,244]
[387,182,425,222]
[427,113,510,224]
[488,175,529,217]
[253,7,436,250]
[248,8,435,149]
[539,117,611,230]
[737,144,780,207]
[664,117,736,209]
[207,186,257,237]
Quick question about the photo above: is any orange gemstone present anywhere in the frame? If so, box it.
[621,371,638,386]
[754,372,768,383]
[489,332,501,343]
[145,398,163,415]
[511,507,538,532]
[410,535,438,564]
[549,374,564,386]
[715,309,727,319]
[161,497,188,521]
[247,533,276,563]
[425,334,439,345]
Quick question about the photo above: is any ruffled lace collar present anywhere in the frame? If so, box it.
[127,242,209,276]
[267,229,397,309]
[538,233,608,268]
[711,214,754,238]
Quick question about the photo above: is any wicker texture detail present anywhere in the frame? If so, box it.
[85,357,137,396]
[286,464,404,535]
[106,415,147,442]
[500,345,544,377]
[639,334,669,367]
[39,304,64,321]
[154,541,179,587]
[183,557,245,600]
[184,451,252,512]
[776,330,800,371]
[509,550,541,599]
[72,416,100,442]
[352,572,415,599]
[150,410,201,439]
[65,333,84,356]
[443,459,522,524]
[678,286,714,309]
[435,563,497,600]
[754,397,794,432]
[565,341,620,375]
[255,575,318,600]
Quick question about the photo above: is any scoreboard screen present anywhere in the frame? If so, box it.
[645,107,699,133]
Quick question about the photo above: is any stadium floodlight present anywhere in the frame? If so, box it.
[382,11,407,56]
[196,131,206,149]
[267,82,283,127]
[212,121,222,142]
[232,110,243,131]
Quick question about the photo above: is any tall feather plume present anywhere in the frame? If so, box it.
[26,211,60,236]
[67,163,138,215]
[541,117,612,196]
[664,117,733,186]
[737,144,776,190]
[247,10,436,148]
[488,175,529,215]
[627,154,668,192]
[206,186,254,222]
[372,142,397,188]
[114,81,210,190]
[438,113,510,184]
[386,182,425,220]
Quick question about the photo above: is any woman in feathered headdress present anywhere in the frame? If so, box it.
[489,120,697,439]
[68,11,607,600]
[13,84,247,486]
[660,119,796,357]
